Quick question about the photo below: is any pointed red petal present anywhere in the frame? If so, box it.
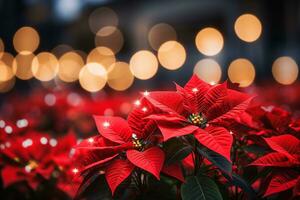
[93,116,132,143]
[1,166,25,187]
[264,171,298,197]
[105,159,135,195]
[201,83,227,114]
[264,134,300,156]
[157,121,198,141]
[127,147,165,179]
[194,126,233,162]
[162,163,185,182]
[250,152,293,167]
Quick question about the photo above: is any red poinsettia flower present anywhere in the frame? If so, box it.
[1,131,57,189]
[74,100,167,195]
[144,75,252,162]
[250,134,300,197]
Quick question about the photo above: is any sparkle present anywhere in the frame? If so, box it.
[5,126,13,134]
[44,93,56,106]
[103,121,110,128]
[16,119,28,128]
[134,100,141,106]
[192,88,198,93]
[40,137,48,145]
[132,133,137,140]
[0,120,5,128]
[22,139,33,148]
[142,107,148,112]
[143,90,149,96]
[49,138,58,147]
[88,137,94,143]
[209,81,216,85]
[25,165,32,173]
[72,168,79,174]
[229,131,233,135]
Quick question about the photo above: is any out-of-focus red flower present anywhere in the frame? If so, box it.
[250,134,300,197]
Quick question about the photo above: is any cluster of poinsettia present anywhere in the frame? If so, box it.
[0,89,134,199]
[0,123,80,198]
[73,75,299,199]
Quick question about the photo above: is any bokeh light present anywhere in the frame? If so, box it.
[148,23,177,51]
[51,44,73,58]
[272,56,299,85]
[12,53,35,80]
[158,41,186,70]
[0,60,14,82]
[79,63,107,92]
[0,38,4,58]
[95,26,124,54]
[234,14,262,42]
[88,7,118,34]
[87,47,115,72]
[108,62,134,91]
[228,58,256,87]
[0,77,15,93]
[194,58,222,84]
[32,52,59,81]
[13,26,40,55]
[58,52,84,83]
[129,50,158,80]
[0,52,14,82]
[195,27,224,56]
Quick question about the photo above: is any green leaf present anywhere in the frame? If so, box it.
[163,138,192,164]
[181,175,223,200]
[197,146,232,175]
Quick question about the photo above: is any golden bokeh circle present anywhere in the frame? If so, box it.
[89,7,119,34]
[12,53,35,80]
[272,56,298,85]
[108,62,134,91]
[157,41,186,70]
[13,26,40,55]
[0,77,15,93]
[194,58,222,84]
[32,52,59,81]
[87,47,116,72]
[234,14,262,42]
[95,26,124,54]
[79,63,107,92]
[0,38,4,58]
[228,58,255,87]
[0,60,14,82]
[195,27,224,56]
[148,23,177,51]
[58,52,84,83]
[129,50,158,80]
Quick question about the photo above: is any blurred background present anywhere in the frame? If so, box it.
[0,0,299,100]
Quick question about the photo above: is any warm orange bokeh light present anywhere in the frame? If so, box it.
[13,26,40,55]
[0,77,15,93]
[32,52,59,81]
[272,56,299,85]
[194,58,222,84]
[234,14,262,42]
[89,7,118,34]
[108,62,134,91]
[87,47,116,72]
[228,58,256,87]
[0,38,4,58]
[79,63,107,92]
[148,23,177,51]
[95,26,124,54]
[195,27,224,56]
[130,50,158,80]
[12,53,35,80]
[158,41,186,70]
[0,61,14,82]
[58,52,84,83]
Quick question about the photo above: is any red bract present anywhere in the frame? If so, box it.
[250,134,300,197]
[144,75,252,162]
[1,132,57,189]
[74,100,167,195]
